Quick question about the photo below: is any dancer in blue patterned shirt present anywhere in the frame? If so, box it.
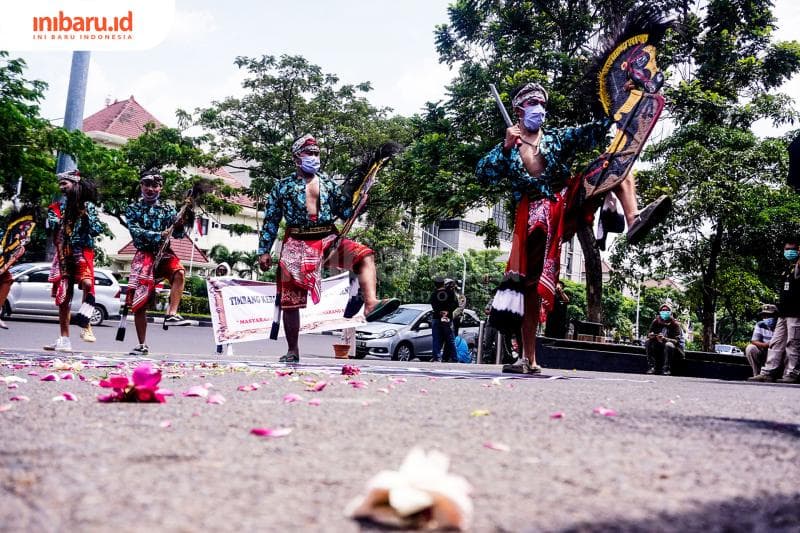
[257,134,399,363]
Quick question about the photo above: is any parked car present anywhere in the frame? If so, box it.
[1,262,121,326]
[714,344,743,355]
[354,304,482,361]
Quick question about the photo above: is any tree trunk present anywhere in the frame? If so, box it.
[701,224,724,351]
[577,225,603,323]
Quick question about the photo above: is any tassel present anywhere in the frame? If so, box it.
[71,293,95,328]
[489,276,525,335]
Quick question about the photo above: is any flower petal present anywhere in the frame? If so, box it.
[1,376,27,384]
[40,373,59,382]
[349,380,368,389]
[250,427,292,438]
[62,392,78,401]
[10,395,30,402]
[275,369,293,377]
[483,441,510,452]
[307,380,328,392]
[283,393,303,404]
[132,364,162,390]
[550,412,565,419]
[593,406,617,417]
[0,403,12,412]
[207,393,226,405]
[237,383,260,392]
[341,365,361,376]
[60,373,75,381]
[308,398,322,406]
[377,387,390,394]
[470,409,491,417]
[182,385,209,398]
[159,420,172,428]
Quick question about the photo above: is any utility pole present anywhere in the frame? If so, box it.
[56,51,91,173]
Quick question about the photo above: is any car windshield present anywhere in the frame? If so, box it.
[378,308,422,325]
[9,263,33,275]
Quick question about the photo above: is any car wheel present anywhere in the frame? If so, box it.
[393,342,414,362]
[90,305,106,327]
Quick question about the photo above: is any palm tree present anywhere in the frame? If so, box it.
[209,244,245,277]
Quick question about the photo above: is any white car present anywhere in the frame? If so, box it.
[2,262,121,326]
[714,344,743,355]
[354,304,482,361]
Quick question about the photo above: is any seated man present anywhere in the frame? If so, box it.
[645,303,684,375]
[744,304,778,377]
[257,134,399,363]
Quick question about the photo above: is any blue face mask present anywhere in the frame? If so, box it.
[764,317,776,328]
[522,104,546,132]
[300,155,320,175]
[659,311,671,321]
[784,249,799,261]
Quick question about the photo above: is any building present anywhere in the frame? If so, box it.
[81,96,260,276]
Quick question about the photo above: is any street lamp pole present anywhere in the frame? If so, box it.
[419,228,466,294]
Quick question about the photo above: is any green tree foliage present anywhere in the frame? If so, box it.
[615,0,800,350]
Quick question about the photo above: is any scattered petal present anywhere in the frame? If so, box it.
[341,365,361,376]
[250,427,293,438]
[132,364,162,390]
[0,376,27,384]
[182,385,209,398]
[483,441,510,452]
[349,380,368,389]
[40,373,59,382]
[308,398,322,406]
[275,369,293,377]
[419,388,428,394]
[160,420,172,428]
[27,370,39,376]
[237,383,260,392]
[60,373,75,381]
[389,377,407,384]
[207,393,226,405]
[307,380,328,392]
[7,383,18,390]
[593,406,617,417]
[10,395,30,402]
[0,403,12,412]
[377,387,390,394]
[62,392,78,401]
[470,409,491,417]
[550,412,565,419]
[283,393,303,404]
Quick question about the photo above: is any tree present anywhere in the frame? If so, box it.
[617,0,800,350]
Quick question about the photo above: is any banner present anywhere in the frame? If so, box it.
[206,272,365,345]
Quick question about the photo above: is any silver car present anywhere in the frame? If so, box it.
[354,304,482,361]
[2,262,121,326]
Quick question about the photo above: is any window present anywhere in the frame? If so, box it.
[94,273,113,286]
[460,312,479,327]
[28,270,50,283]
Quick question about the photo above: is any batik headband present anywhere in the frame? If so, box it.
[56,169,81,183]
[140,168,164,184]
[291,134,318,155]
[512,83,549,108]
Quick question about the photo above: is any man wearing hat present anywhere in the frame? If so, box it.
[477,82,669,374]
[645,303,684,375]
[744,304,779,377]
[43,169,104,352]
[123,169,191,356]
[257,134,399,363]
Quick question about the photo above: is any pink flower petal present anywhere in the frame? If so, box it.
[483,441,511,452]
[207,393,226,405]
[97,393,119,403]
[27,370,39,376]
[0,403,12,412]
[204,383,214,389]
[341,365,361,376]
[349,380,368,389]
[62,392,78,401]
[377,387,390,394]
[182,385,209,398]
[307,380,328,392]
[40,373,59,382]
[132,364,162,390]
[308,398,322,406]
[283,393,303,404]
[237,383,260,392]
[100,375,131,389]
[419,388,428,394]
[250,427,292,438]
[7,383,18,390]
[160,420,172,428]
[550,412,565,419]
[156,388,174,397]
[389,377,407,384]
[10,395,30,402]
[275,369,293,377]
[60,373,74,380]
[593,406,617,417]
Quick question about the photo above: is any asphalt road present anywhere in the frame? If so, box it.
[1,318,800,532]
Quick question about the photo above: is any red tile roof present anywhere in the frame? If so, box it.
[116,237,211,264]
[82,96,162,138]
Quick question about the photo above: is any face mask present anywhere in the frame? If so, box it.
[141,189,160,203]
[764,317,776,328]
[784,249,799,261]
[522,104,546,132]
[659,311,671,321]
[300,155,320,175]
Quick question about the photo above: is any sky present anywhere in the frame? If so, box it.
[8,0,800,136]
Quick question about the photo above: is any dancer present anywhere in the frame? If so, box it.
[124,169,191,356]
[257,134,399,363]
[43,169,104,352]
